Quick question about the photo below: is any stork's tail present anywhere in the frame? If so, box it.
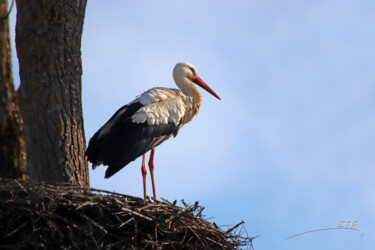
[92,164,100,170]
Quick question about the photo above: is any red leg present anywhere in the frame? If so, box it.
[148,148,157,200]
[141,154,147,200]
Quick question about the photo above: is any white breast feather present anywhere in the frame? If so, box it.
[132,88,190,126]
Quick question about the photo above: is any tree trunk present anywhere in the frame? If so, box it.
[0,0,27,180]
[15,0,89,187]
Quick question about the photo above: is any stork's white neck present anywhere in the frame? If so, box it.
[174,77,202,100]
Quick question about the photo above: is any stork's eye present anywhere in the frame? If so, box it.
[188,67,196,77]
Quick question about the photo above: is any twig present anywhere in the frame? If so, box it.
[187,226,205,247]
[181,199,190,210]
[14,179,28,193]
[197,206,205,217]
[2,221,28,239]
[226,220,245,234]
[121,207,153,221]
[82,214,108,234]
[120,217,134,228]
[76,201,98,210]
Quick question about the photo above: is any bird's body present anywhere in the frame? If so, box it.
[86,63,220,200]
[86,87,200,178]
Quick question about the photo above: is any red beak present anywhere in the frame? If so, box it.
[192,76,221,100]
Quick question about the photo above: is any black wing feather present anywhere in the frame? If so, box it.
[86,101,180,179]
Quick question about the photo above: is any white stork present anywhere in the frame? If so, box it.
[86,62,221,200]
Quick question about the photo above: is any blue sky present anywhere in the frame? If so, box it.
[10,1,374,249]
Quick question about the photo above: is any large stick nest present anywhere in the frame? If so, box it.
[0,179,249,249]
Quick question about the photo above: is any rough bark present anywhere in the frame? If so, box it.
[0,0,27,180]
[15,0,89,187]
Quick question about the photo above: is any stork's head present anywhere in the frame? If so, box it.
[173,62,221,100]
